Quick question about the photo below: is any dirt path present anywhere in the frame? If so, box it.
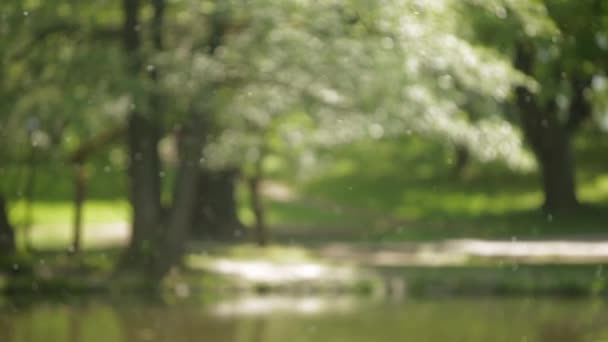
[317,238,608,266]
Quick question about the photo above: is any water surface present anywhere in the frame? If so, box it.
[1,296,607,342]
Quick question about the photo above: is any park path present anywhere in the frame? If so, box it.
[316,238,608,267]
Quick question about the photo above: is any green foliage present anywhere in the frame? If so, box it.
[0,0,128,149]
[0,0,560,198]
[467,0,608,128]
[155,0,538,173]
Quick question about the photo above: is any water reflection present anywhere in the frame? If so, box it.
[1,296,607,342]
[211,296,360,316]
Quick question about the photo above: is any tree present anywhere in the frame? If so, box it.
[513,42,587,211]
[118,0,165,272]
[158,0,541,245]
[119,0,232,278]
[1,0,131,256]
[466,0,607,212]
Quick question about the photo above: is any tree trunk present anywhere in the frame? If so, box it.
[452,144,470,179]
[119,0,164,272]
[514,42,579,213]
[191,168,245,240]
[535,136,578,212]
[515,85,579,212]
[0,194,16,257]
[184,3,233,241]
[516,100,579,212]
[122,112,163,268]
[248,176,267,246]
[154,116,204,278]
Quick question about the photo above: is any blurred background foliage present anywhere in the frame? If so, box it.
[0,0,607,284]
[2,3,608,341]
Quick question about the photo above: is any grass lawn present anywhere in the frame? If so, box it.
[5,131,608,251]
[300,134,608,241]
[8,200,129,250]
[383,264,608,296]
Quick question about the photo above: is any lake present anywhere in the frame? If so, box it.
[1,295,607,342]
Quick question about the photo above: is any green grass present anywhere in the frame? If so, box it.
[387,264,608,296]
[368,205,608,242]
[300,134,608,241]
[8,200,129,250]
[9,200,129,226]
